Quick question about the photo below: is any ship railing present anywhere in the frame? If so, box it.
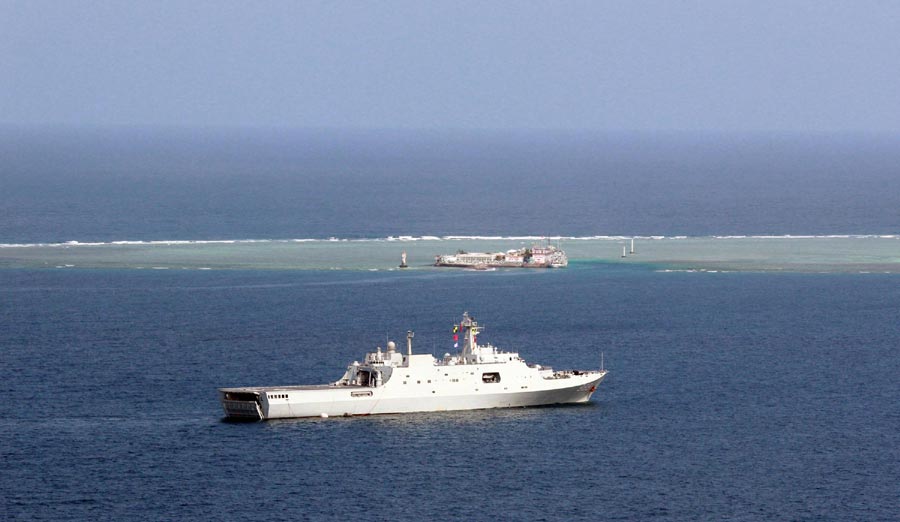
[543,369,603,379]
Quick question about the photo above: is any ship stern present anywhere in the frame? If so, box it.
[219,389,264,420]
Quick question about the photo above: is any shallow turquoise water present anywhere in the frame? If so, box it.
[2,236,897,272]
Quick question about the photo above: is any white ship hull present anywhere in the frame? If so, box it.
[222,371,605,419]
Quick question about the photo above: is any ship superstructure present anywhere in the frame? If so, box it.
[219,312,605,420]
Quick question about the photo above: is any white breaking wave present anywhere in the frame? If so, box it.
[1,234,896,248]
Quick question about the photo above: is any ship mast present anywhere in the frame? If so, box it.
[461,311,482,358]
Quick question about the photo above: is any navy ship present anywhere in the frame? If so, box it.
[219,312,604,420]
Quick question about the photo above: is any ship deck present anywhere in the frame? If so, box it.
[219,383,353,393]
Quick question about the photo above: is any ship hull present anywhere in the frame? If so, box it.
[221,372,605,420]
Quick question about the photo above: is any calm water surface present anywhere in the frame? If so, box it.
[2,266,898,521]
[3,129,898,242]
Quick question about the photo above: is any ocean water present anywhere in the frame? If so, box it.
[2,268,898,521]
[1,129,899,520]
[2,128,899,242]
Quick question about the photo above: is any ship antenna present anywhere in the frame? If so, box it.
[600,351,605,372]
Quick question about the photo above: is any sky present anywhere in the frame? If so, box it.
[2,0,899,132]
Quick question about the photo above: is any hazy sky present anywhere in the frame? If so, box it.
[2,1,899,132]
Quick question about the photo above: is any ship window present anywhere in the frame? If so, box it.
[482,372,501,383]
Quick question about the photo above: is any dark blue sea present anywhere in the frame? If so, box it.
[3,128,899,242]
[2,129,899,521]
